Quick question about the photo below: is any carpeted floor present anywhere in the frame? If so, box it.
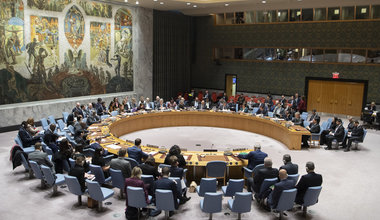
[1,116,379,220]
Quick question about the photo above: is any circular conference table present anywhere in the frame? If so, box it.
[86,111,310,181]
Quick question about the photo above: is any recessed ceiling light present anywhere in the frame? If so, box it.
[136,1,139,4]
[193,5,197,8]
[187,2,191,6]
[225,3,229,6]
[262,0,266,3]
[160,2,164,4]
[154,0,158,2]
[124,0,128,2]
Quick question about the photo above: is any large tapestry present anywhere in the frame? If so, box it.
[0,2,134,105]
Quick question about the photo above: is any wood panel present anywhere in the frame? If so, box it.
[307,80,322,111]
[346,82,365,116]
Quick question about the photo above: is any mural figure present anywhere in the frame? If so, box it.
[64,5,84,48]
[0,16,24,67]
[79,1,112,18]
[27,0,71,12]
[90,22,111,68]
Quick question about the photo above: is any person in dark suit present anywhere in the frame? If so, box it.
[292,112,304,127]
[169,156,191,203]
[346,117,355,132]
[325,119,345,150]
[110,148,131,179]
[43,124,59,153]
[302,118,321,148]
[252,158,279,195]
[72,102,84,117]
[343,120,365,152]
[256,106,268,116]
[69,157,86,192]
[125,167,150,219]
[139,156,160,180]
[320,117,338,145]
[18,121,41,148]
[295,162,323,205]
[28,142,55,173]
[267,169,295,209]
[127,138,148,164]
[164,145,186,168]
[308,109,318,122]
[92,147,110,177]
[237,145,268,170]
[279,95,287,105]
[279,154,298,175]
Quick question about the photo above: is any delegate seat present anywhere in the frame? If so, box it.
[15,135,35,154]
[40,165,65,195]
[125,157,138,169]
[29,161,46,188]
[200,192,223,220]
[89,164,112,185]
[222,179,244,197]
[302,186,322,217]
[64,175,87,205]
[109,168,125,198]
[127,186,152,220]
[62,112,69,124]
[86,179,114,211]
[155,189,177,220]
[287,174,300,186]
[196,178,217,197]
[272,188,297,219]
[228,192,252,220]
[206,161,227,185]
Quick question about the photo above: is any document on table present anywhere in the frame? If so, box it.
[106,144,121,150]
[183,155,189,160]
[148,151,157,155]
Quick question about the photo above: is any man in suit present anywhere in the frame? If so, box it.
[28,142,55,173]
[219,101,229,111]
[127,138,148,164]
[69,156,86,192]
[267,169,295,209]
[325,119,345,150]
[343,120,365,152]
[19,121,41,148]
[308,109,318,122]
[192,97,200,109]
[256,106,268,116]
[198,100,207,110]
[252,158,279,195]
[302,118,321,148]
[279,95,287,105]
[110,148,131,179]
[203,90,211,101]
[169,156,191,203]
[273,102,284,118]
[43,124,59,153]
[237,145,268,170]
[346,117,355,132]
[72,102,84,117]
[279,154,298,175]
[295,162,323,205]
[292,112,304,127]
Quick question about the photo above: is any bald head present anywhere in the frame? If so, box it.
[279,169,288,180]
[264,157,272,168]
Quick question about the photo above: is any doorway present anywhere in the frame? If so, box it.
[225,74,237,98]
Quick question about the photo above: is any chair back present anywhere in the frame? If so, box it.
[29,161,44,180]
[89,164,106,184]
[276,188,297,211]
[203,192,223,213]
[206,161,227,178]
[20,153,30,170]
[62,112,69,123]
[155,189,176,211]
[141,175,154,187]
[86,180,104,201]
[301,113,308,121]
[15,136,24,148]
[243,167,253,178]
[63,159,71,172]
[259,177,278,194]
[303,121,310,128]
[40,118,50,130]
[252,107,259,114]
[67,125,75,135]
[198,178,217,196]
[48,115,56,125]
[362,129,367,142]
[158,163,171,169]
[252,164,264,175]
[111,111,119,116]
[268,112,274,118]
[57,119,66,131]
[64,175,84,195]
[231,192,252,213]
[69,158,75,168]
[83,148,95,157]
[327,118,333,126]
[287,174,300,186]
[45,147,53,156]
[127,186,149,208]
[40,165,55,186]
[303,186,322,207]
[225,179,244,197]
[125,157,138,168]
[320,121,329,131]
[109,168,125,189]
[169,177,182,194]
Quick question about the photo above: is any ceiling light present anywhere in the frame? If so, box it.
[154,0,158,2]
[225,3,229,7]
[262,0,266,3]
[160,2,164,4]
[193,5,197,8]
[136,1,139,4]
[125,0,128,2]
[187,2,191,5]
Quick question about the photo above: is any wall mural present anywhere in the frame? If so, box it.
[0,1,134,105]
[79,0,112,18]
[27,0,71,12]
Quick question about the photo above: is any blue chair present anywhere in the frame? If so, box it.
[200,192,223,219]
[45,146,53,156]
[244,163,264,179]
[15,135,35,154]
[89,164,112,185]
[252,107,259,114]
[196,178,217,197]
[268,112,274,118]
[69,158,75,168]
[141,174,154,194]
[110,111,119,116]
[62,112,69,123]
[235,104,239,112]
[40,165,65,195]
[109,168,125,198]
[272,188,297,219]
[48,115,56,125]
[57,119,67,132]
[127,186,152,219]
[67,125,75,135]
[101,115,110,120]
[150,102,154,109]
[287,174,300,186]
[301,112,308,121]
[228,192,252,220]
[64,175,87,205]
[222,179,244,197]
[155,189,176,219]
[158,163,171,169]
[86,179,115,211]
[20,153,33,178]
[40,118,50,130]
[327,118,333,125]
[332,129,348,148]
[353,129,367,150]
[310,122,327,147]
[125,157,138,169]
[103,154,114,165]
[29,161,46,188]
[83,148,95,157]
[302,186,322,216]
[258,178,278,199]
[206,161,227,185]
[63,159,71,173]
[303,121,310,128]
[169,177,182,197]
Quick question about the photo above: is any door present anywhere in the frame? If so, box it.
[225,74,237,98]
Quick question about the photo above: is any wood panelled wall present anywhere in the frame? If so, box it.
[153,10,193,100]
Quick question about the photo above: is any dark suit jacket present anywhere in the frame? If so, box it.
[139,163,160,180]
[295,172,323,204]
[170,166,184,179]
[43,129,58,145]
[256,108,268,116]
[280,162,298,175]
[332,125,345,141]
[351,125,364,141]
[18,127,40,148]
[127,146,148,164]
[153,177,179,209]
[69,165,86,192]
[347,122,355,132]
[164,153,187,168]
[292,117,304,127]
[309,123,321,134]
[28,150,54,168]
[271,178,296,209]
[238,150,268,170]
[110,157,132,179]
[253,167,279,193]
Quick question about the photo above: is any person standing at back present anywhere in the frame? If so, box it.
[237,144,268,170]
[127,138,148,164]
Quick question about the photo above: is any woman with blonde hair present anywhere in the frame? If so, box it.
[26,118,39,136]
